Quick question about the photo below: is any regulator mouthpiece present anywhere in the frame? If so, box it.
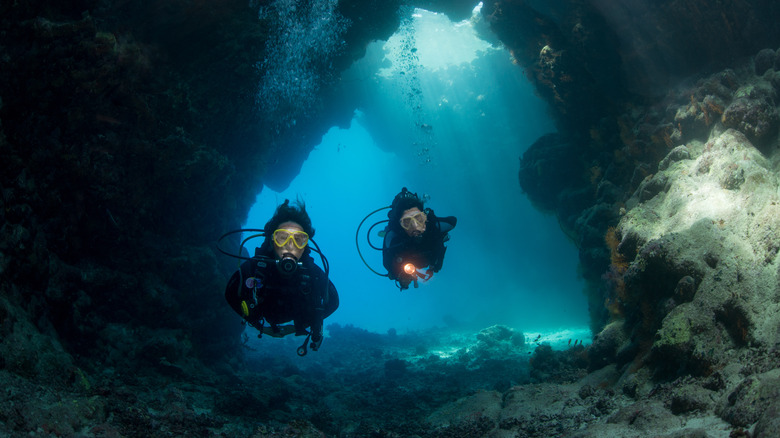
[278,256,300,275]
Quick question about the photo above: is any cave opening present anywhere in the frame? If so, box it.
[244,5,590,337]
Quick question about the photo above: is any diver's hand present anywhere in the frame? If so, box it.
[310,332,323,351]
[263,325,295,338]
[251,256,275,277]
[398,274,412,290]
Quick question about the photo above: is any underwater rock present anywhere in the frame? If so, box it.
[650,295,721,378]
[719,368,780,427]
[497,373,720,438]
[384,358,410,379]
[336,0,403,66]
[674,100,712,143]
[588,320,628,371]
[265,419,325,438]
[518,133,587,214]
[0,370,109,436]
[621,233,704,318]
[426,390,502,428]
[669,384,716,414]
[575,202,621,305]
[697,69,741,101]
[484,1,623,132]
[605,400,681,433]
[721,98,779,150]
[0,0,269,377]
[475,324,516,346]
[714,299,753,348]
[658,145,691,171]
[529,344,588,383]
[754,48,777,75]
[634,172,670,202]
[614,123,780,378]
[754,398,780,438]
[476,324,512,343]
[595,179,623,204]
[0,296,75,386]
[672,275,697,303]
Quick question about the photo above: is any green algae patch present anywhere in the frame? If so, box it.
[654,309,693,348]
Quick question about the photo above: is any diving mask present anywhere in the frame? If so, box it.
[400,211,427,230]
[273,229,309,249]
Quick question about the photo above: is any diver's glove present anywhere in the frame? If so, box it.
[310,332,323,351]
[398,273,412,290]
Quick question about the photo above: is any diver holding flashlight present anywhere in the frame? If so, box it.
[382,188,457,290]
[222,199,339,355]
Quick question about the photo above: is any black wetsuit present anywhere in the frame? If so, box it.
[225,248,339,337]
[382,210,457,285]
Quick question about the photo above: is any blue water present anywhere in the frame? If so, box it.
[244,8,589,336]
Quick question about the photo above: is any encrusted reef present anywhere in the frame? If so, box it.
[498,1,780,435]
[516,26,780,438]
[589,57,780,381]
[617,126,780,372]
[502,0,780,348]
[0,0,270,384]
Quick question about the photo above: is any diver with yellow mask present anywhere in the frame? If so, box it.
[220,199,339,355]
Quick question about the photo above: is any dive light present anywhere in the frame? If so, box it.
[403,263,420,288]
[402,262,433,289]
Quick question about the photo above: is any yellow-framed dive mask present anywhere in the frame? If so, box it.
[400,211,427,230]
[272,229,309,249]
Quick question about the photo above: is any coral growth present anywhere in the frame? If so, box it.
[602,226,629,318]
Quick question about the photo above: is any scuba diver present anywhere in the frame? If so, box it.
[382,188,457,289]
[355,187,457,290]
[220,199,339,356]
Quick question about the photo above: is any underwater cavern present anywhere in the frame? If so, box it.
[3,0,780,436]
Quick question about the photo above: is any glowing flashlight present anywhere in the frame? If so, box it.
[403,263,416,275]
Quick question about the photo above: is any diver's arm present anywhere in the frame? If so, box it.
[324,280,339,318]
[437,216,457,234]
[382,231,403,280]
[224,257,268,327]
[309,267,339,350]
[389,251,414,288]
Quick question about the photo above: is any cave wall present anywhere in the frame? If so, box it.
[487,0,780,377]
[0,0,276,379]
